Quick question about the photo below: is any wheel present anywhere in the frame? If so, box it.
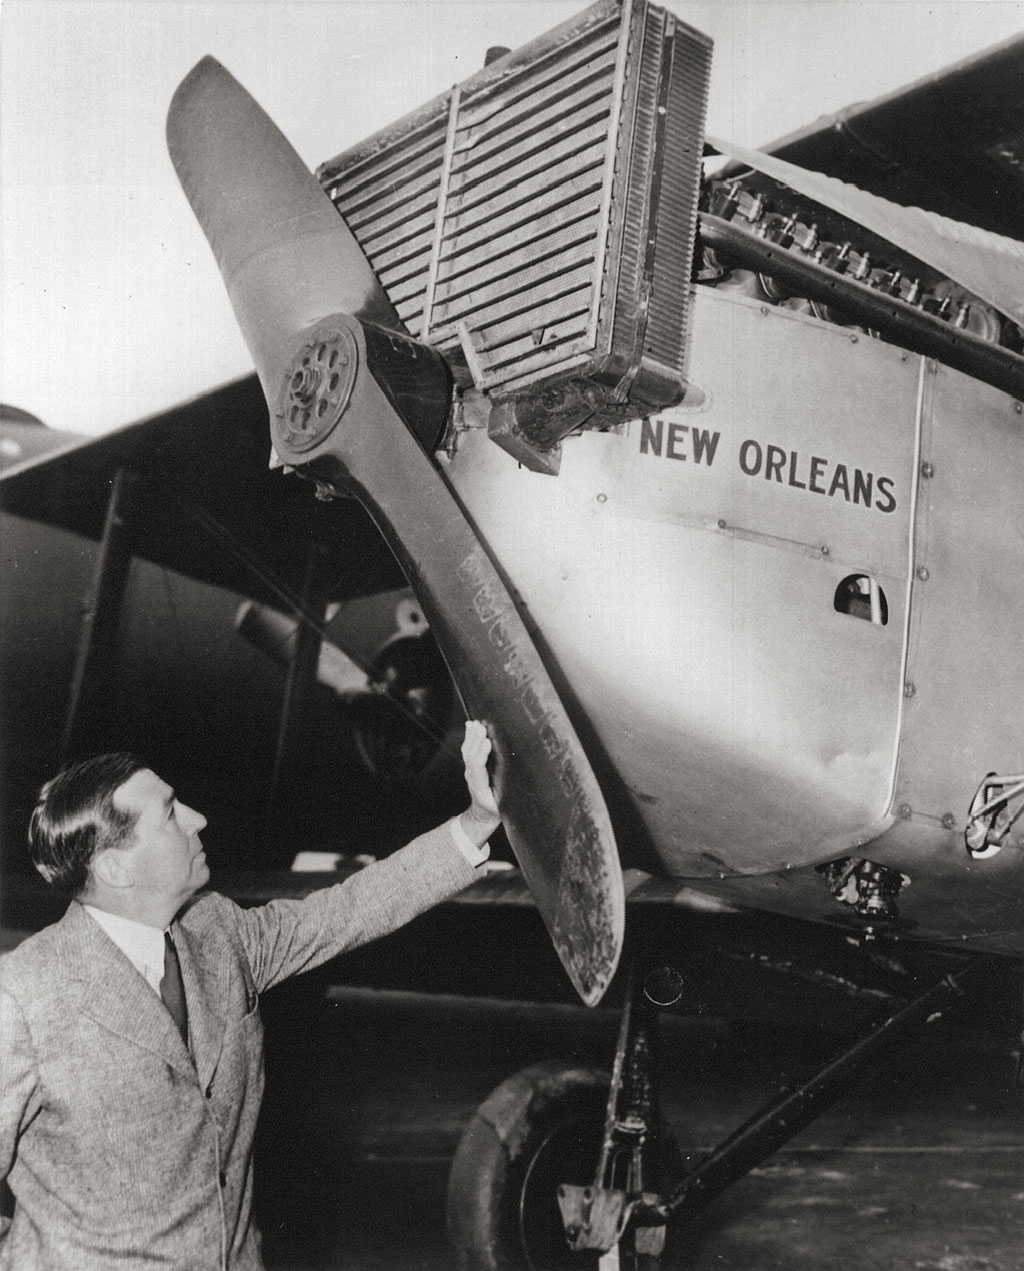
[447,1063,679,1271]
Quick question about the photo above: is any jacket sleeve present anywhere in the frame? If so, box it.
[0,981,42,1188]
[223,819,479,994]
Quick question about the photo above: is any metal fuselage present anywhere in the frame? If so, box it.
[444,285,1023,948]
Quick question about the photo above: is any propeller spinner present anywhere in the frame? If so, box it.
[167,57,624,1005]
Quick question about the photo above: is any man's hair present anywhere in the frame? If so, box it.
[28,753,147,895]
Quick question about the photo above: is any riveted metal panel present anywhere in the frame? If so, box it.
[442,290,920,873]
[894,364,1024,825]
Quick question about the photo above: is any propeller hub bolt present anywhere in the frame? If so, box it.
[290,365,322,404]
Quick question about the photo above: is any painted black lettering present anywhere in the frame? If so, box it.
[765,445,786,483]
[853,469,873,507]
[640,417,663,456]
[829,464,851,501]
[787,450,807,490]
[691,428,720,466]
[667,422,689,460]
[739,439,762,475]
[875,475,897,513]
[809,456,828,494]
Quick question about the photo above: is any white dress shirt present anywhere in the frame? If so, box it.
[82,906,166,995]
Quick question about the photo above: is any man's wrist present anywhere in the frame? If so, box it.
[463,805,501,846]
[449,812,494,867]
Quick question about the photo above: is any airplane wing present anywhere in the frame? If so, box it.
[0,375,406,610]
[742,33,1024,241]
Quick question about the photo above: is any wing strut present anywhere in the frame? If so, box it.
[61,466,137,762]
[261,540,329,863]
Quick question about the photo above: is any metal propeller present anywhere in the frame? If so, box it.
[167,57,623,1005]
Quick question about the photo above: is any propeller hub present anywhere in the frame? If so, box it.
[276,322,359,453]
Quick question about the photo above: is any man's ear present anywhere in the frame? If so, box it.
[91,848,134,890]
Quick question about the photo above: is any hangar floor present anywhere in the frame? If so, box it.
[255,984,1024,1271]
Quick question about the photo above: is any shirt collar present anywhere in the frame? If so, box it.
[82,904,167,988]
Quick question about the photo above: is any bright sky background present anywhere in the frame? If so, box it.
[2,0,1022,436]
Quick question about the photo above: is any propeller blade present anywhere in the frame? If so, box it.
[166,56,402,401]
[167,61,624,1004]
[288,317,624,1004]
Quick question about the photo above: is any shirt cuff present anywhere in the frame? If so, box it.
[448,815,491,868]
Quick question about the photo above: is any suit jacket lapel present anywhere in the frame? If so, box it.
[61,902,197,1081]
[174,918,225,1092]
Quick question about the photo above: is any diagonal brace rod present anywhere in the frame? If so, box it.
[643,956,993,1228]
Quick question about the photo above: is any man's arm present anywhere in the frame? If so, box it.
[226,720,501,994]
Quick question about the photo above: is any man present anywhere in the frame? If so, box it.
[0,720,500,1269]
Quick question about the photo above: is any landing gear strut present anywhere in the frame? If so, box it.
[447,955,991,1268]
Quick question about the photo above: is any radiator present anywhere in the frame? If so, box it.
[318,0,711,464]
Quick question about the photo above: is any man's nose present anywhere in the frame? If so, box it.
[181,803,207,833]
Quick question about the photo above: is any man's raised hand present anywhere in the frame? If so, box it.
[461,720,500,833]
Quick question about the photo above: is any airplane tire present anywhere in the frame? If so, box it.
[447,1062,679,1270]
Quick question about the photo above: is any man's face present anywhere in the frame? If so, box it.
[112,769,210,913]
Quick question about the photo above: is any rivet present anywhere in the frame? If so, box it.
[760,305,769,316]
[820,545,830,557]
[717,518,727,529]
[904,681,916,698]
[850,334,859,343]
[898,803,913,819]
[916,566,930,581]
[900,352,909,361]
[941,813,956,830]
[1015,402,1023,415]
[596,493,607,503]
[920,462,935,479]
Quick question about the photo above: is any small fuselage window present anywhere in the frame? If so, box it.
[834,574,888,626]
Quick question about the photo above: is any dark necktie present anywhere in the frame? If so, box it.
[161,931,189,1046]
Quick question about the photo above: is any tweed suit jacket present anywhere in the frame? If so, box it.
[0,821,477,1270]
